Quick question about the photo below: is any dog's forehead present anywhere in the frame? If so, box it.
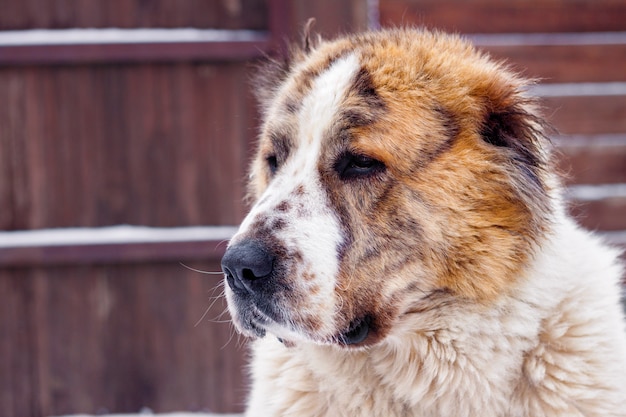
[264,51,364,153]
[254,54,362,214]
[297,53,361,146]
[239,53,365,238]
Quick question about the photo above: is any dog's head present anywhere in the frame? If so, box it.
[221,29,553,348]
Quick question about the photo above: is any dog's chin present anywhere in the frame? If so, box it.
[243,319,267,339]
[231,307,269,339]
[236,317,299,346]
[233,308,376,349]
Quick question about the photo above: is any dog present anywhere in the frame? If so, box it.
[220,27,626,416]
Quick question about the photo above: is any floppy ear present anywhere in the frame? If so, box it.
[479,90,548,189]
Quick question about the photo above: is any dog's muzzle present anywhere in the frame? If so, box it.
[222,239,373,346]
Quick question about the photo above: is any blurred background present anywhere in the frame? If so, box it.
[1,0,625,415]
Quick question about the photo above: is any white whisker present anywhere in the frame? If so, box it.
[195,282,227,327]
[180,262,225,275]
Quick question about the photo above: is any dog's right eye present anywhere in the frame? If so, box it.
[266,155,278,175]
[335,151,385,180]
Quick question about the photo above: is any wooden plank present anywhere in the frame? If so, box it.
[0,63,253,230]
[277,0,369,41]
[567,184,626,231]
[0,269,41,417]
[380,0,626,33]
[543,94,626,135]
[568,196,626,231]
[0,70,27,230]
[0,0,268,31]
[0,40,270,65]
[478,42,626,83]
[267,0,294,53]
[555,135,626,185]
[532,84,626,135]
[0,262,247,415]
[0,240,227,268]
[0,226,236,267]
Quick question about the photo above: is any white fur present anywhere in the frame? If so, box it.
[245,210,626,416]
[229,54,361,342]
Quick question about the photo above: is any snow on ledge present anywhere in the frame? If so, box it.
[51,413,242,417]
[528,82,626,97]
[468,31,626,47]
[0,28,266,46]
[566,183,626,201]
[0,225,238,248]
[51,414,242,417]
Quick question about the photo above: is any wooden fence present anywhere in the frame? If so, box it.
[1,0,625,416]
[0,1,368,415]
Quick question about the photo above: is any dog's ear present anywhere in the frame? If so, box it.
[302,18,321,54]
[251,19,320,114]
[479,88,548,188]
[251,54,292,112]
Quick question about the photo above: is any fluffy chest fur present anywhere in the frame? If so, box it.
[245,219,626,417]
[220,28,626,416]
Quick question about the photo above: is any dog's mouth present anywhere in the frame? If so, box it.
[242,307,373,347]
[338,316,372,346]
[248,317,267,338]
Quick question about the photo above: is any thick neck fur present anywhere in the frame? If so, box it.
[246,212,626,417]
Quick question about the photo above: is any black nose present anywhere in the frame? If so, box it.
[221,240,275,293]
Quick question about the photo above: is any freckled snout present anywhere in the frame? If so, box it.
[222,240,275,294]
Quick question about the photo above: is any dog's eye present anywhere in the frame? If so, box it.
[266,155,278,175]
[335,152,385,180]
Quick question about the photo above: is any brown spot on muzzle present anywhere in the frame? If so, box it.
[292,184,306,197]
[276,200,291,212]
[246,215,302,266]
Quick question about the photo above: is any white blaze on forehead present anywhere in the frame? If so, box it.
[232,53,362,339]
[286,53,362,192]
[299,52,361,145]
[237,52,361,234]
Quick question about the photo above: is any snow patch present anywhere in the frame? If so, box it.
[528,82,626,97]
[566,183,626,201]
[0,28,266,46]
[0,225,237,248]
[51,414,242,417]
[469,31,626,47]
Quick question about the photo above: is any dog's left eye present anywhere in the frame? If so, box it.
[335,152,385,180]
[266,155,278,175]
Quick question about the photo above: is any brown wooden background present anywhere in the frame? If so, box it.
[1,1,625,416]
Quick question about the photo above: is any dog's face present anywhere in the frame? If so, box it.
[222,29,552,348]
